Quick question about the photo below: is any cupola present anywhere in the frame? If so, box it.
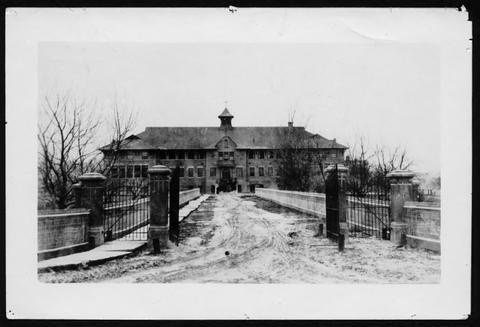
[218,108,234,129]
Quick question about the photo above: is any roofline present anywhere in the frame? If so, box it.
[101,146,348,151]
[143,126,308,129]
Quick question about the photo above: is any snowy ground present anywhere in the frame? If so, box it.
[39,193,440,283]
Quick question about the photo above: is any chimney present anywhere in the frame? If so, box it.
[288,121,293,127]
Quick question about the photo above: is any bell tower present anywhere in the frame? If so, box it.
[218,107,234,129]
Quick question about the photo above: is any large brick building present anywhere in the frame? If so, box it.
[100,108,346,193]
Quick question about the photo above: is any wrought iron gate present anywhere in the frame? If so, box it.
[325,164,340,241]
[103,178,150,241]
[169,166,180,243]
[345,163,391,239]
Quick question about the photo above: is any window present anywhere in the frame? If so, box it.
[267,167,273,176]
[141,165,148,178]
[177,151,185,159]
[198,151,205,159]
[197,166,204,177]
[188,167,194,177]
[134,165,141,178]
[127,165,133,178]
[259,151,265,159]
[249,167,255,177]
[218,152,223,159]
[236,167,243,177]
[179,167,185,177]
[332,152,337,158]
[158,151,166,159]
[118,166,126,178]
[248,151,254,159]
[111,166,118,179]
[268,151,274,159]
[187,151,194,159]
[142,151,149,159]
[259,167,264,176]
[210,167,216,177]
[224,139,228,147]
[229,152,234,160]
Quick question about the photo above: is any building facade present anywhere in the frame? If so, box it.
[100,108,347,193]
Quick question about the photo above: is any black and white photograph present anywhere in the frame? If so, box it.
[6,7,471,319]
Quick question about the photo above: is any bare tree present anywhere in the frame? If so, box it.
[345,137,374,194]
[276,127,326,192]
[373,145,413,177]
[38,94,135,209]
[344,137,415,196]
[89,102,135,176]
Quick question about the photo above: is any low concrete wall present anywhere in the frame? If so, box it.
[255,188,325,217]
[38,208,90,261]
[403,201,441,253]
[179,188,201,207]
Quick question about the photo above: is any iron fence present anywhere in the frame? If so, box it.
[103,178,150,241]
[345,164,391,239]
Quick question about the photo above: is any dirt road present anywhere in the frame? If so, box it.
[39,193,440,283]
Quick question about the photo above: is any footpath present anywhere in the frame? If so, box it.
[38,194,211,272]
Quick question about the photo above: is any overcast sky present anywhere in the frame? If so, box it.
[39,42,441,174]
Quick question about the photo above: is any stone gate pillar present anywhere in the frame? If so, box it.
[77,172,107,248]
[386,169,415,245]
[148,165,171,253]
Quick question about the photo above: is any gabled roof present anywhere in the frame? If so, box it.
[218,108,234,118]
[100,126,347,151]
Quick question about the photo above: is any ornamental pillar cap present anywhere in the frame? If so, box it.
[148,165,171,176]
[386,169,415,179]
[411,177,421,185]
[325,163,349,174]
[78,172,107,182]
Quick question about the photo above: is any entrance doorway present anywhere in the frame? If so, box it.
[250,184,255,193]
[219,168,235,192]
[210,185,215,194]
[237,184,242,193]
[221,168,231,179]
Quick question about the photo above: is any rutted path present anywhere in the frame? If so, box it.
[109,193,345,283]
[39,193,440,283]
